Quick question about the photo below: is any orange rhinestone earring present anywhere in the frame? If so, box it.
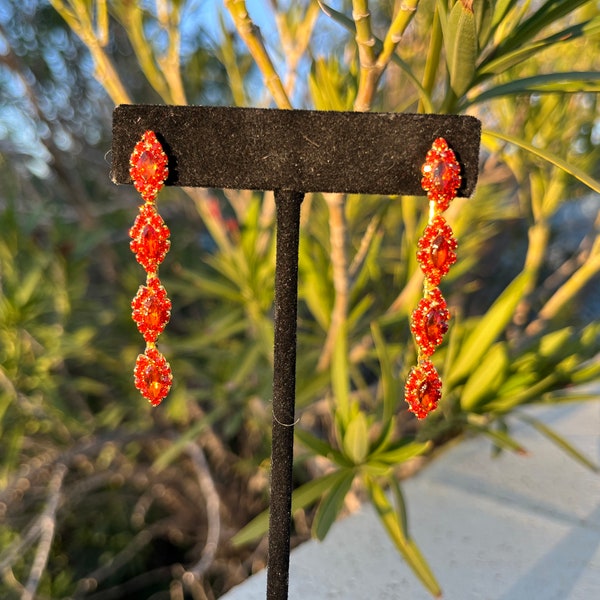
[129,130,173,406]
[405,138,461,419]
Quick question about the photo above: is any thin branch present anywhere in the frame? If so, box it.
[0,430,153,506]
[376,0,420,70]
[224,0,292,109]
[21,464,68,600]
[349,212,382,278]
[273,2,320,98]
[526,235,600,335]
[418,4,443,113]
[79,565,178,600]
[49,0,131,104]
[183,441,221,581]
[75,524,170,594]
[157,0,187,104]
[353,0,421,111]
[317,193,349,372]
[0,517,43,574]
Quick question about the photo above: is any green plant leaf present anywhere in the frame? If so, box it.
[487,0,592,60]
[473,0,495,50]
[487,372,562,413]
[368,417,395,458]
[317,0,434,111]
[389,477,409,538]
[187,267,243,303]
[489,0,516,30]
[296,366,332,408]
[518,413,600,472]
[469,72,600,106]
[482,129,600,194]
[495,370,537,396]
[477,18,600,77]
[371,321,398,423]
[448,271,532,385]
[300,272,332,330]
[539,326,575,359]
[309,56,356,112]
[299,234,333,330]
[342,411,369,464]
[371,441,432,466]
[295,428,353,467]
[312,469,355,540]
[152,407,227,472]
[571,361,600,385]
[467,419,527,454]
[175,310,247,352]
[228,343,263,387]
[232,470,350,546]
[348,294,374,330]
[542,391,600,404]
[295,428,335,458]
[331,320,351,425]
[366,476,442,597]
[14,263,47,308]
[445,0,478,97]
[460,342,510,412]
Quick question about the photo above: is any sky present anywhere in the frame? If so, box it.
[0,0,351,177]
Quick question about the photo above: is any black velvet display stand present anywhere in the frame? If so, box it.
[112,105,481,600]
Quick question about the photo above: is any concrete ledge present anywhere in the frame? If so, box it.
[223,401,600,599]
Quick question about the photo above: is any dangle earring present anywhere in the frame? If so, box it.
[128,130,173,406]
[404,138,461,419]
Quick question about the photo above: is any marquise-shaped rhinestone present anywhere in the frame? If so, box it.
[410,288,450,358]
[129,203,171,273]
[129,130,169,202]
[134,347,172,406]
[416,214,457,286]
[131,277,172,343]
[404,360,442,419]
[421,138,461,212]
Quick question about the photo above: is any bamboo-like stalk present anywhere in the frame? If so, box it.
[352,0,376,112]
[418,5,442,113]
[377,0,420,69]
[531,236,600,332]
[273,2,320,98]
[353,0,421,111]
[224,0,292,109]
[50,0,131,105]
[317,193,349,372]
[120,2,171,101]
[186,188,234,254]
[96,0,109,46]
[349,213,381,277]
[157,0,188,105]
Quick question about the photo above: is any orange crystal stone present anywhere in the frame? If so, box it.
[404,360,442,419]
[129,203,171,273]
[416,214,457,286]
[410,288,450,358]
[129,130,168,202]
[131,277,172,343]
[134,347,173,406]
[421,138,461,212]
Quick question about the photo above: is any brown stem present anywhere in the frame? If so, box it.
[224,0,292,109]
[317,193,349,372]
[22,464,68,600]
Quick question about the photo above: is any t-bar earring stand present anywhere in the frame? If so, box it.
[112,105,481,600]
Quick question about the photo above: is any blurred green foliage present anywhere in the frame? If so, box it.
[0,0,599,598]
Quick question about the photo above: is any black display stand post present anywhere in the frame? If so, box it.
[112,105,481,600]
